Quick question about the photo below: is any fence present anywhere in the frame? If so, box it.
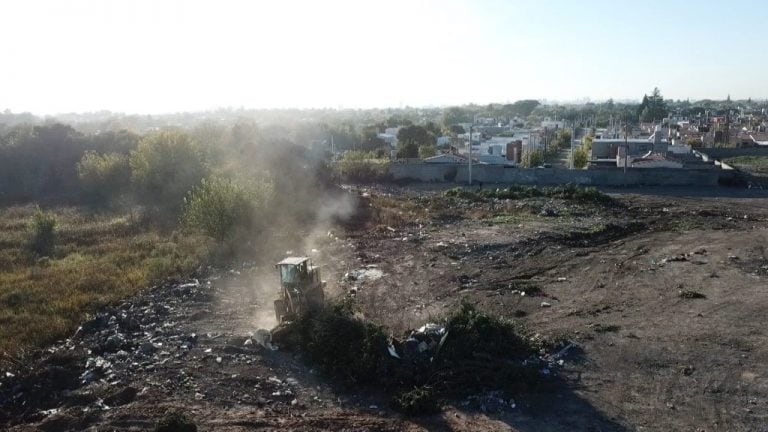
[389,163,735,187]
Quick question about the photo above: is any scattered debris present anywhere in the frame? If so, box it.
[254,329,276,350]
[461,390,516,413]
[344,266,385,282]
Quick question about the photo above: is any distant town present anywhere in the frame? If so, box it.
[3,89,767,188]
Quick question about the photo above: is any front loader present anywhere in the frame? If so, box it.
[273,257,326,323]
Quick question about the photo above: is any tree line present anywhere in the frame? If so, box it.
[0,121,335,249]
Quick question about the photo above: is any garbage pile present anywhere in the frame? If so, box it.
[273,300,572,415]
[0,274,273,426]
[387,323,448,362]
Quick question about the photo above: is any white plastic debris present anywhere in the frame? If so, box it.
[254,329,277,350]
[416,323,446,336]
[387,344,401,359]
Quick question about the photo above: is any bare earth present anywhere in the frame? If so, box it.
[3,187,768,431]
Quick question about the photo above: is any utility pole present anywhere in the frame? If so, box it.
[570,120,575,169]
[623,122,629,174]
[726,95,732,147]
[468,124,472,185]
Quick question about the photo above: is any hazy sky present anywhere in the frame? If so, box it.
[2,0,766,114]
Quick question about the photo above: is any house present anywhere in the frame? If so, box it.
[541,119,564,130]
[376,127,401,148]
[591,127,668,159]
[476,137,520,165]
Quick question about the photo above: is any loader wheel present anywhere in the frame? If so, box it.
[274,299,286,323]
[308,289,325,311]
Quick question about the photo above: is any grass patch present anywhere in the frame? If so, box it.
[0,205,210,359]
[369,196,430,227]
[445,184,616,206]
[275,300,544,415]
[724,156,768,175]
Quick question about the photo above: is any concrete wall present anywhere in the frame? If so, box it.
[700,148,768,160]
[390,163,733,187]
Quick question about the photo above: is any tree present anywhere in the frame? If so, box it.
[637,94,649,119]
[554,130,572,150]
[360,126,387,152]
[572,147,589,169]
[396,141,419,159]
[130,131,208,217]
[77,151,131,206]
[183,176,271,241]
[449,125,465,136]
[419,145,437,159]
[338,151,391,182]
[442,107,472,126]
[0,123,87,201]
[424,121,442,137]
[396,125,435,158]
[510,99,541,117]
[640,88,668,122]
[521,150,544,168]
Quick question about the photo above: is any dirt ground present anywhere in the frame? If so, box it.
[3,185,768,431]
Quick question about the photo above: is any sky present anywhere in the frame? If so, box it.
[2,0,767,115]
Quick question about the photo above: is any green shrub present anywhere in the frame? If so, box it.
[440,301,534,364]
[130,131,208,217]
[182,177,271,241]
[290,301,396,386]
[445,184,615,206]
[154,410,197,432]
[77,151,131,205]
[278,300,544,415]
[521,149,544,168]
[338,151,391,183]
[554,130,572,150]
[393,386,440,415]
[418,145,437,159]
[27,208,56,257]
[572,147,589,169]
[583,135,594,152]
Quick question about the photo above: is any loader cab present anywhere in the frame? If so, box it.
[274,256,326,323]
[276,257,318,288]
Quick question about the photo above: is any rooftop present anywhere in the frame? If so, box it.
[277,257,309,266]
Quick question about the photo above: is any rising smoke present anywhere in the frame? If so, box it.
[207,132,361,333]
